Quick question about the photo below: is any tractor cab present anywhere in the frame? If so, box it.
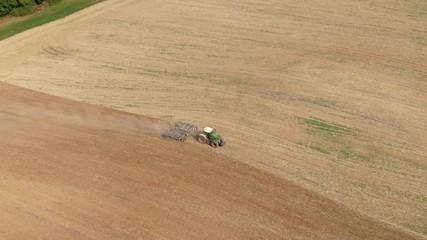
[203,127,217,140]
[198,126,225,148]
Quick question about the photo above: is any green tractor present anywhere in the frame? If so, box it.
[198,127,226,148]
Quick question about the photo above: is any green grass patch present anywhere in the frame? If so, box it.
[401,222,427,236]
[418,71,427,81]
[0,0,104,41]
[338,148,383,165]
[416,36,427,47]
[296,142,330,154]
[408,8,427,19]
[310,145,329,154]
[412,193,427,203]
[299,117,357,136]
[346,179,368,189]
[340,149,369,161]
[296,117,386,165]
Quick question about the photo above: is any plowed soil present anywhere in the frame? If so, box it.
[0,0,426,239]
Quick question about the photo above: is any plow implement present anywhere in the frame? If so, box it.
[161,122,198,142]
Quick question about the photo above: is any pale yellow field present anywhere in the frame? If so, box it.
[1,0,426,236]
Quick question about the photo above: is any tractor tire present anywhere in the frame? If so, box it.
[210,141,218,148]
[198,134,207,144]
[218,136,226,147]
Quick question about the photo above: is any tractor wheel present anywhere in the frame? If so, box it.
[198,134,207,144]
[218,136,226,147]
[210,141,218,148]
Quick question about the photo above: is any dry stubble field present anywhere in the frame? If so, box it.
[0,0,426,237]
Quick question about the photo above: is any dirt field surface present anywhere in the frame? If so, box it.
[0,0,426,238]
[0,82,420,239]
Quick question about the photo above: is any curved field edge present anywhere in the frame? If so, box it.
[0,0,105,41]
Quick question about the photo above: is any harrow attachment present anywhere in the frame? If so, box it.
[161,122,198,142]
